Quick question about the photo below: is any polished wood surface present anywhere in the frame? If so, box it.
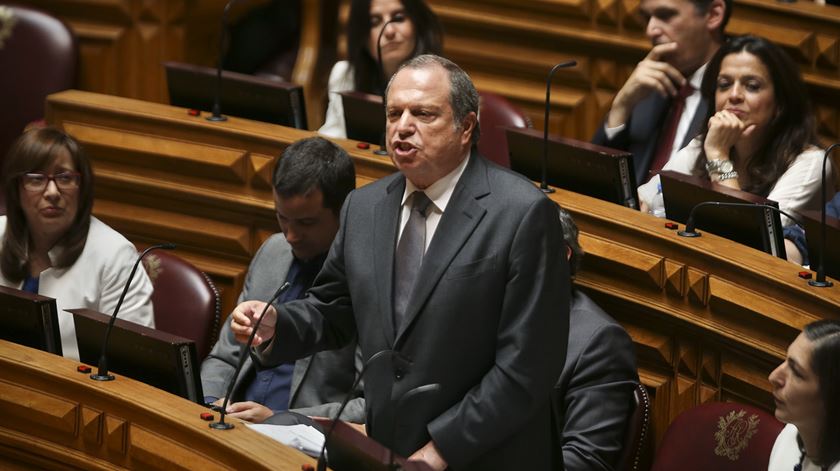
[0,339,316,470]
[45,89,840,454]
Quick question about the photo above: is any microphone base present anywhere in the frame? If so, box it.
[206,114,228,122]
[90,373,115,381]
[808,279,834,288]
[677,230,701,238]
[373,149,389,156]
[209,421,235,430]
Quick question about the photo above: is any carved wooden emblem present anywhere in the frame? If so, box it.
[0,6,17,50]
[714,409,760,461]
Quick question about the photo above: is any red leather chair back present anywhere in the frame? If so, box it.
[651,401,784,471]
[477,91,531,168]
[617,383,651,471]
[144,251,221,360]
[0,5,77,165]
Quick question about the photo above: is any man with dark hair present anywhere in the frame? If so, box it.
[554,207,639,470]
[231,54,569,470]
[200,136,364,423]
[593,0,730,187]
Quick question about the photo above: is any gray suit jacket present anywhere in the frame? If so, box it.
[259,152,570,470]
[592,92,708,186]
[200,234,365,422]
[554,290,638,471]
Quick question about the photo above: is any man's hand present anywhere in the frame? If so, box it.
[224,401,274,423]
[408,440,448,471]
[607,42,685,128]
[703,110,756,162]
[230,300,278,346]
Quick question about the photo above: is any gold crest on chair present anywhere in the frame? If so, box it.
[714,409,760,461]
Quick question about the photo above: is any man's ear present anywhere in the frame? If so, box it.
[460,112,477,146]
[706,0,725,33]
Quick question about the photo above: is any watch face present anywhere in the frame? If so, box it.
[720,160,734,173]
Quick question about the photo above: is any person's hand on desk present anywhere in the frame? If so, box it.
[408,440,448,471]
[214,400,275,423]
[230,300,277,346]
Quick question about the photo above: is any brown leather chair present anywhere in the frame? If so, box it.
[650,401,785,471]
[617,383,651,471]
[477,91,531,168]
[0,5,77,166]
[143,251,221,361]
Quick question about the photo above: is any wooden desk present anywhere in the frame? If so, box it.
[46,89,840,451]
[0,339,315,469]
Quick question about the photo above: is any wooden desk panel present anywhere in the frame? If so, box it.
[0,340,315,470]
[46,89,840,453]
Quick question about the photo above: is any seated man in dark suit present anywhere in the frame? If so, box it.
[200,136,364,423]
[554,207,640,470]
[592,0,730,186]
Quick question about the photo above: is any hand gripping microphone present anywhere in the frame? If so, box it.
[209,281,291,430]
[90,243,176,381]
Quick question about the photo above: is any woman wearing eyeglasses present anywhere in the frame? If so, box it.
[0,126,153,360]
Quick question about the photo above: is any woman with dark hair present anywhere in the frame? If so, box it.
[639,35,831,229]
[768,320,840,470]
[318,0,443,138]
[0,127,153,360]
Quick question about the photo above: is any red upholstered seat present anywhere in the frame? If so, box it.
[617,383,652,471]
[651,401,784,471]
[0,5,77,168]
[144,252,221,361]
[477,91,531,168]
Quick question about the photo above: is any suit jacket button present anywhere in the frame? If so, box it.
[395,368,404,380]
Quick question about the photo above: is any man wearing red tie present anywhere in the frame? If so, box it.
[593,0,731,186]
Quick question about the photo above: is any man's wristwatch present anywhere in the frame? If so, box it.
[705,159,734,175]
[718,170,739,181]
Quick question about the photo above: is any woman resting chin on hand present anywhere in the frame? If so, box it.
[638,35,832,236]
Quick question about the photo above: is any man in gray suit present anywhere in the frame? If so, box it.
[200,136,364,423]
[232,54,569,470]
[554,208,639,470]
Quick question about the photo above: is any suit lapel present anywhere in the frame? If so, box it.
[288,355,311,406]
[395,153,489,344]
[374,176,405,347]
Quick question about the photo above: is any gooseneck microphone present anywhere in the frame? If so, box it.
[810,143,839,288]
[373,13,406,156]
[90,243,176,381]
[387,383,441,470]
[317,348,398,471]
[541,60,577,193]
[210,281,291,430]
[207,0,241,122]
[676,202,803,238]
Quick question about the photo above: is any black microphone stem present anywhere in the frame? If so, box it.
[208,0,240,122]
[91,243,176,381]
[211,281,291,430]
[541,60,577,193]
[677,202,803,237]
[317,349,398,471]
[811,143,839,287]
[374,14,406,156]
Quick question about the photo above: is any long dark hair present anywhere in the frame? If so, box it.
[802,320,840,467]
[346,0,443,95]
[692,35,820,196]
[1,127,94,283]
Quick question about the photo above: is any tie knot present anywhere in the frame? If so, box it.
[678,83,694,99]
[411,191,432,217]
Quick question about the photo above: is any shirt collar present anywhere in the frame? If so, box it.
[401,150,471,213]
[689,63,707,91]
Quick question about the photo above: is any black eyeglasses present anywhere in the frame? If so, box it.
[20,171,82,192]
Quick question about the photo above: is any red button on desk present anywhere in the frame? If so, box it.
[188,109,201,117]
[664,222,678,230]
[77,365,92,374]
[798,271,813,280]
[200,412,214,421]
[356,142,370,149]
